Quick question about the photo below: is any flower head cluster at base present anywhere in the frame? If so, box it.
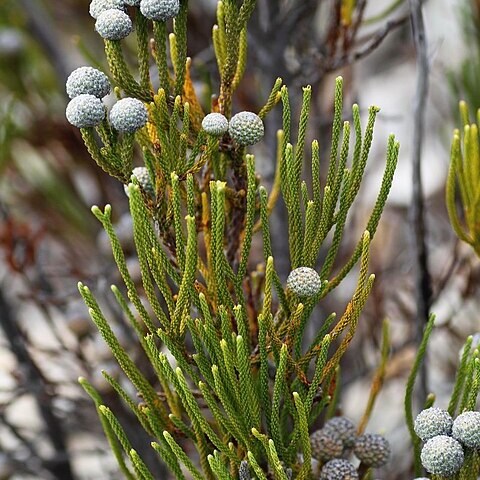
[65,67,148,133]
[201,111,264,146]
[310,416,391,479]
[414,407,480,477]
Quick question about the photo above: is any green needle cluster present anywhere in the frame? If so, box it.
[70,1,402,478]
[447,101,480,257]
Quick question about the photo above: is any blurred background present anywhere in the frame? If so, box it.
[0,0,478,478]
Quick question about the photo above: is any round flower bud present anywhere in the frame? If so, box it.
[452,411,480,448]
[323,416,357,448]
[66,67,111,99]
[140,0,180,21]
[229,111,264,146]
[421,435,464,477]
[89,0,126,19]
[202,113,229,137]
[132,167,154,197]
[66,94,105,128]
[353,433,391,468]
[286,267,322,298]
[110,98,148,133]
[95,9,133,40]
[414,407,453,441]
[124,0,141,5]
[320,459,358,480]
[310,429,343,462]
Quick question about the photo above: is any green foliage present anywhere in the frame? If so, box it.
[447,101,480,257]
[404,314,436,476]
[70,1,401,478]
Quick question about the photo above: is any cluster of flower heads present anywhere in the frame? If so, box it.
[201,111,265,146]
[310,416,391,479]
[235,418,390,480]
[89,0,180,40]
[65,66,148,132]
[414,407,480,477]
[65,67,109,128]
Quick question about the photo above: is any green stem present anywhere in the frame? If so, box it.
[404,314,435,476]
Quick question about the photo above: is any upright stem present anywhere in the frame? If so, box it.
[409,0,431,405]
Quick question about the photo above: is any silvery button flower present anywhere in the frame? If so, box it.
[421,435,464,477]
[320,459,358,480]
[95,9,133,40]
[140,0,180,21]
[89,0,126,19]
[202,113,229,137]
[66,67,111,99]
[110,98,148,133]
[414,407,453,441]
[452,411,480,449]
[286,267,322,298]
[66,94,105,128]
[229,111,264,146]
